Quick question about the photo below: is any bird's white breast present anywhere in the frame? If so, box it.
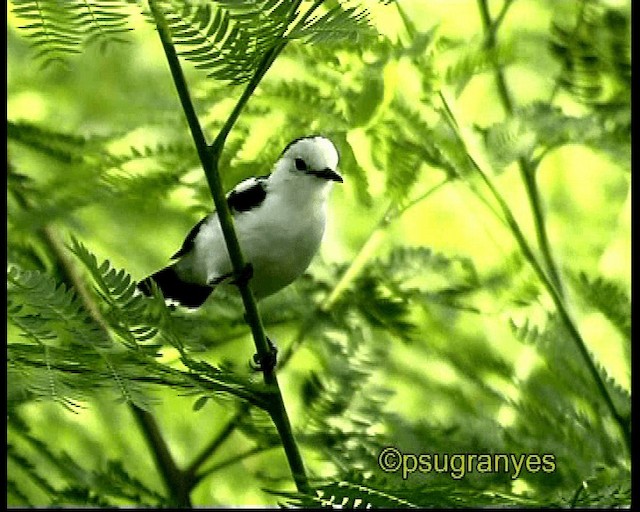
[181,181,329,299]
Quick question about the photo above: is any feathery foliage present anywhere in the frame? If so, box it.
[12,0,132,66]
[8,0,630,507]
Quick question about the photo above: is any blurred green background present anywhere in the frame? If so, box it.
[7,0,630,507]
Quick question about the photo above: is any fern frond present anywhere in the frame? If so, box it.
[8,344,90,411]
[374,99,472,199]
[69,238,161,351]
[9,169,182,232]
[161,0,294,84]
[73,0,132,50]
[347,275,416,341]
[594,361,630,421]
[329,131,373,207]
[569,271,630,341]
[8,420,168,506]
[550,2,630,104]
[289,3,375,45]
[278,480,419,508]
[373,246,480,313]
[446,41,515,92]
[510,311,629,456]
[480,115,537,171]
[9,338,266,411]
[105,142,196,169]
[7,266,111,349]
[383,137,425,203]
[257,80,348,128]
[6,266,117,409]
[13,0,82,65]
[7,443,58,498]
[482,102,630,168]
[8,120,197,172]
[7,119,105,163]
[12,0,132,66]
[64,239,268,407]
[568,465,631,507]
[7,478,33,507]
[273,475,537,508]
[9,122,192,227]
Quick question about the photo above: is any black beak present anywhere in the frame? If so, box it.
[307,167,343,183]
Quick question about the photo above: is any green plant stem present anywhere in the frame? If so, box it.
[547,0,588,103]
[49,239,192,507]
[210,45,283,158]
[186,179,449,479]
[195,445,276,484]
[148,0,311,494]
[131,407,192,507]
[477,0,564,297]
[476,0,629,449]
[438,93,630,454]
[184,407,245,481]
[9,169,191,507]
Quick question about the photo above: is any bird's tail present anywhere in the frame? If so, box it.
[137,266,213,309]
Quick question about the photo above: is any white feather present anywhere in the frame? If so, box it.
[174,136,341,299]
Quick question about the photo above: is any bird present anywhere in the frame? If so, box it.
[137,135,342,310]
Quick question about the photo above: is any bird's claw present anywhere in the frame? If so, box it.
[249,337,278,373]
[231,263,254,287]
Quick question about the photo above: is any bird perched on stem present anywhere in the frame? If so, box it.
[138,135,342,310]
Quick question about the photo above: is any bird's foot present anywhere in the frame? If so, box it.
[231,263,254,288]
[249,337,278,373]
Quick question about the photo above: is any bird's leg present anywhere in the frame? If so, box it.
[249,337,278,373]
[234,265,276,372]
[231,262,254,287]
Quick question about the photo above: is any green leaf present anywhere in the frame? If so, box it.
[12,0,132,66]
[289,4,375,45]
[162,0,295,84]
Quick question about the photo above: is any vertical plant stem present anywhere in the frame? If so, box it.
[475,0,629,450]
[9,170,190,506]
[131,407,192,507]
[476,0,564,296]
[148,0,311,494]
[48,234,192,507]
[186,179,450,481]
[438,93,630,453]
[195,445,274,483]
[184,408,243,481]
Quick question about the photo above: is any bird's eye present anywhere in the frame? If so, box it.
[294,158,307,171]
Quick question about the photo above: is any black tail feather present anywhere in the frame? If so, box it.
[138,266,213,308]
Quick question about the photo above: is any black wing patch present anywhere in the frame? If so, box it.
[171,216,208,259]
[226,176,268,213]
[170,176,268,260]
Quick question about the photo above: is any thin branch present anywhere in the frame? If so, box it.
[131,407,191,507]
[194,445,276,485]
[438,92,630,455]
[210,44,283,158]
[486,0,514,42]
[9,159,191,507]
[477,0,515,111]
[147,0,312,494]
[476,0,564,296]
[47,238,192,507]
[184,408,245,481]
[186,177,450,478]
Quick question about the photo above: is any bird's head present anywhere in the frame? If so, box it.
[272,136,342,187]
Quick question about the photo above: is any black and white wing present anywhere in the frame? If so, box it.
[170,175,269,260]
[226,175,269,213]
[171,216,209,259]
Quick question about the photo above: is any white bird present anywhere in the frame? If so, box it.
[138,135,342,308]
